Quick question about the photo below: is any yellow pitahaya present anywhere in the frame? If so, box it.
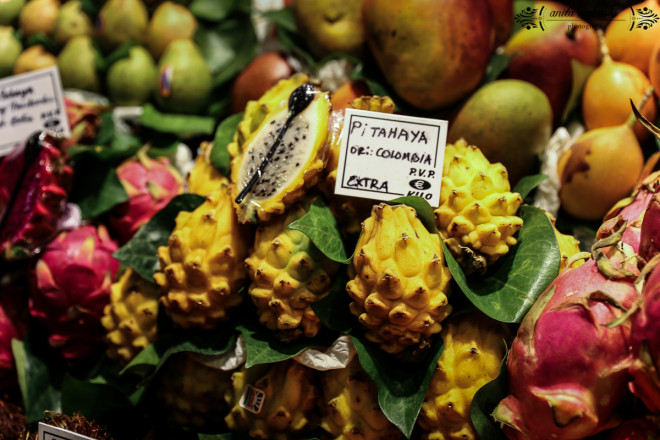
[29,224,119,359]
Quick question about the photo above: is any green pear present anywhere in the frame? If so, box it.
[52,0,93,45]
[57,35,100,92]
[96,0,148,52]
[0,27,22,77]
[154,39,212,114]
[0,0,26,26]
[145,1,197,60]
[106,45,157,106]
[447,79,553,185]
[13,44,56,74]
[18,0,60,37]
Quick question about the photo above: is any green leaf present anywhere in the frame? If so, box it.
[483,52,512,84]
[93,110,116,146]
[312,271,352,334]
[470,352,509,440]
[269,9,317,67]
[238,317,338,368]
[513,174,548,201]
[61,374,134,427]
[261,8,297,33]
[211,112,243,176]
[446,205,560,323]
[13,328,64,423]
[189,0,236,21]
[140,103,216,137]
[287,198,349,264]
[350,333,443,438]
[24,32,58,53]
[195,16,258,85]
[112,194,205,282]
[387,196,439,234]
[97,41,136,72]
[561,59,596,124]
[69,152,129,219]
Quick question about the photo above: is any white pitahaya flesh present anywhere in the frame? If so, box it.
[107,149,183,244]
[29,224,119,360]
[492,255,637,439]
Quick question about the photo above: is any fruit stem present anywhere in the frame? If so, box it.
[626,86,655,127]
[596,28,611,64]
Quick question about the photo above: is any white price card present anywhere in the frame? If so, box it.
[0,66,71,157]
[334,108,448,207]
[38,422,97,440]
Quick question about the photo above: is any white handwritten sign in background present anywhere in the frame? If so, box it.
[334,109,448,207]
[0,66,71,157]
[38,422,97,440]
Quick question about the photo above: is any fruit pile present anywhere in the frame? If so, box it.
[3,0,660,439]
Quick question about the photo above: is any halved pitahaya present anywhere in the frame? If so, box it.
[492,247,637,439]
[107,149,184,244]
[29,224,120,360]
[0,132,73,260]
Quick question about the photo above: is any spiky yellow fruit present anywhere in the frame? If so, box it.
[154,183,250,329]
[347,203,452,354]
[434,139,523,274]
[101,267,159,364]
[228,74,331,223]
[157,352,232,430]
[320,358,404,440]
[225,359,318,440]
[418,311,509,440]
[187,141,228,196]
[321,95,395,236]
[246,202,340,341]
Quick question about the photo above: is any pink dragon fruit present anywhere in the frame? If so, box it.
[107,149,183,244]
[0,272,28,380]
[604,416,660,440]
[0,132,74,260]
[491,243,638,439]
[29,224,120,360]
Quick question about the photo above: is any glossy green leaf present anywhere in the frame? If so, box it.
[238,316,338,368]
[189,0,236,21]
[13,328,64,423]
[93,110,116,146]
[483,52,512,84]
[445,205,560,323]
[351,333,443,438]
[113,194,205,282]
[61,374,134,427]
[312,271,352,334]
[387,196,439,234]
[195,16,258,85]
[513,173,548,201]
[211,112,243,176]
[97,41,136,72]
[470,353,509,440]
[69,152,129,219]
[261,8,297,33]
[287,198,350,263]
[263,8,317,67]
[140,103,216,137]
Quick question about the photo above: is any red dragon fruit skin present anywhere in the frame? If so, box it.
[0,132,74,260]
[0,288,27,374]
[604,416,660,440]
[107,149,183,244]
[492,258,637,440]
[29,224,120,360]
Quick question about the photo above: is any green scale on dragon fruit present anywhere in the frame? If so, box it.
[0,132,73,260]
[29,224,119,360]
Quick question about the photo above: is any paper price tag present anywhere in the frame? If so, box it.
[0,66,71,157]
[239,384,266,414]
[38,422,97,440]
[334,109,448,207]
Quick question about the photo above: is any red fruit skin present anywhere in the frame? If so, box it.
[604,417,660,440]
[0,289,27,373]
[639,193,660,262]
[29,225,119,360]
[62,97,109,149]
[629,260,660,412]
[503,2,599,125]
[107,154,183,244]
[493,259,636,439]
[0,133,73,260]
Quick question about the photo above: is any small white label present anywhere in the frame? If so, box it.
[0,66,71,157]
[38,422,97,440]
[334,109,448,207]
[239,384,266,414]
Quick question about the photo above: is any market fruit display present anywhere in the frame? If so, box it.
[6,1,660,439]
